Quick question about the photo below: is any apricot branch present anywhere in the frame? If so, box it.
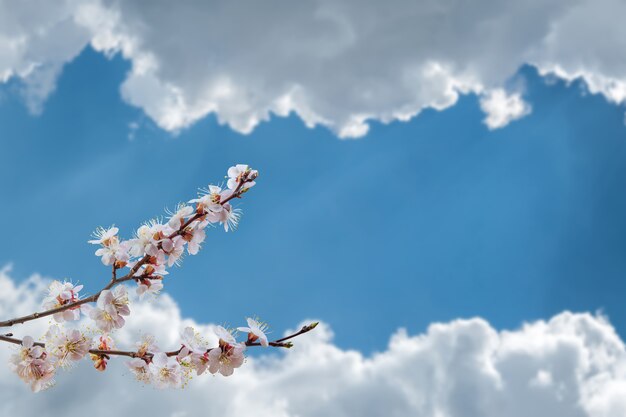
[0,164,317,392]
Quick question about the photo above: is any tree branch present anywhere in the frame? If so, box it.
[0,177,254,329]
[0,322,318,360]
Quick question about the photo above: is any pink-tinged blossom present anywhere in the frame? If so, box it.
[45,327,90,366]
[220,203,241,232]
[88,226,119,246]
[167,204,194,229]
[90,286,130,332]
[207,343,245,377]
[177,327,210,375]
[9,336,55,392]
[207,326,245,376]
[203,199,241,231]
[94,245,117,266]
[163,236,185,267]
[93,334,114,351]
[42,280,84,322]
[215,326,237,345]
[135,334,159,357]
[227,164,257,190]
[95,239,131,267]
[178,327,201,357]
[130,220,174,258]
[108,285,131,316]
[131,260,169,279]
[89,227,130,266]
[90,307,124,333]
[186,227,206,255]
[190,185,229,215]
[238,318,269,347]
[114,241,131,265]
[151,353,181,388]
[90,335,114,372]
[129,224,156,258]
[195,355,210,375]
[136,278,164,298]
[126,358,151,383]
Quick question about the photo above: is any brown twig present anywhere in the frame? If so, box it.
[0,176,255,329]
[0,259,148,328]
[0,322,318,361]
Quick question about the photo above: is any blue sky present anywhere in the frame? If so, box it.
[2,47,626,355]
[6,3,626,415]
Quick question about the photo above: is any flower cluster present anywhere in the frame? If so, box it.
[45,327,90,367]
[87,164,258,301]
[9,337,55,392]
[88,227,129,267]
[125,319,268,388]
[9,328,94,392]
[1,164,314,393]
[42,281,85,322]
[89,286,130,332]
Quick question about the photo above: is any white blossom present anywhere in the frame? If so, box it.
[208,326,245,376]
[167,204,194,229]
[42,280,84,322]
[227,164,257,190]
[150,353,181,388]
[9,336,55,392]
[45,327,90,366]
[238,318,269,347]
[190,185,229,215]
[207,343,245,377]
[136,278,164,298]
[126,358,151,383]
[136,334,160,357]
[89,286,130,332]
[88,226,119,246]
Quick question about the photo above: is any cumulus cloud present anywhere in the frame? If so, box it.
[0,0,91,113]
[1,0,626,136]
[1,267,626,416]
[480,89,532,130]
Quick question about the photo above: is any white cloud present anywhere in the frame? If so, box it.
[2,267,626,416]
[480,89,532,130]
[1,0,626,136]
[0,0,91,113]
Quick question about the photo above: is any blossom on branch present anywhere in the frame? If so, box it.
[227,164,258,190]
[89,226,131,266]
[136,278,163,298]
[136,334,160,356]
[177,327,210,376]
[9,336,55,392]
[126,357,151,383]
[90,334,114,372]
[1,164,315,393]
[89,286,130,332]
[45,327,90,366]
[151,352,182,388]
[207,326,246,376]
[238,318,269,347]
[42,280,85,322]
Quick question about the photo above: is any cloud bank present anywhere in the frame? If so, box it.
[1,0,626,137]
[2,267,626,416]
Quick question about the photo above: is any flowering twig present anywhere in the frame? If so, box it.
[0,268,140,328]
[0,174,252,329]
[0,322,318,358]
[0,164,317,392]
